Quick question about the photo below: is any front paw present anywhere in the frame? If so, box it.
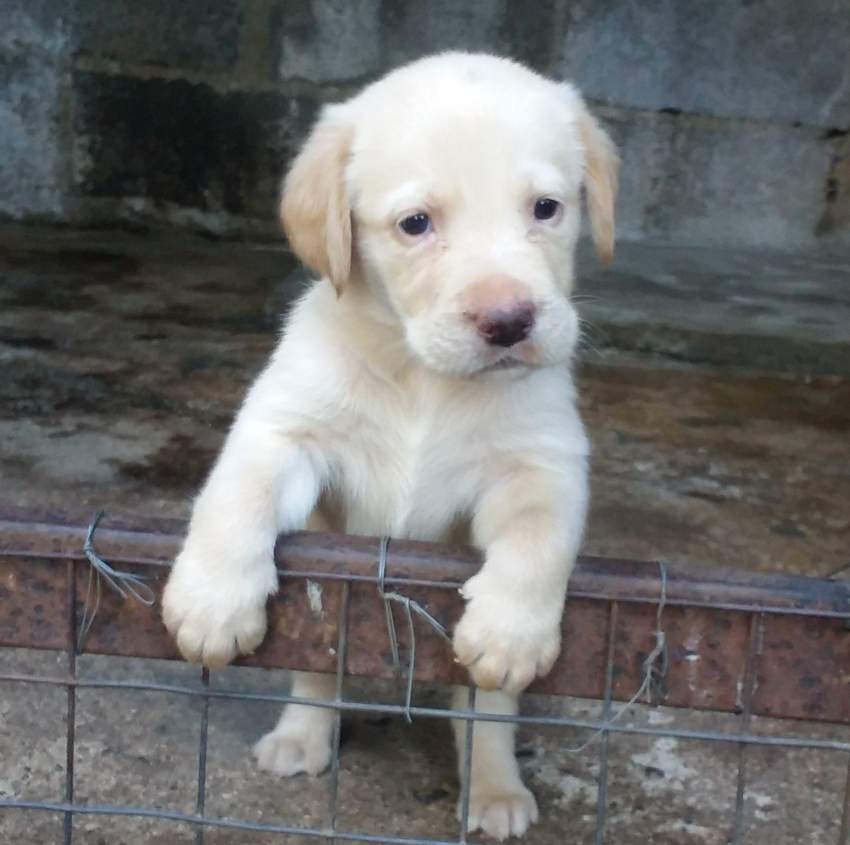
[453,574,561,693]
[162,548,276,668]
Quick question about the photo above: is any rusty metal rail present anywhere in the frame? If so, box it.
[1,509,850,845]
[1,511,849,723]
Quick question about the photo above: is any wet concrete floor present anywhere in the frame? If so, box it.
[1,226,847,574]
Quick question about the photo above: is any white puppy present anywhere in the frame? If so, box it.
[162,52,618,840]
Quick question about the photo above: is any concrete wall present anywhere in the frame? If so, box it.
[1,0,848,250]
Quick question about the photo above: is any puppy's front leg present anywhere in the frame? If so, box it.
[454,460,587,694]
[162,400,324,668]
[452,687,538,841]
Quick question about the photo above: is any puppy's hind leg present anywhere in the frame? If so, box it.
[452,687,538,841]
[254,671,336,777]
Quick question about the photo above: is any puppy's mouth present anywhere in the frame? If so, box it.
[477,356,528,375]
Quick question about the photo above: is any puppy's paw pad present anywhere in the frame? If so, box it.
[463,786,539,841]
[253,731,332,778]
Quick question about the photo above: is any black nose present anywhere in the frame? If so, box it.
[476,304,535,347]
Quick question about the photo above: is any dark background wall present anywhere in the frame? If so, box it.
[2,0,848,251]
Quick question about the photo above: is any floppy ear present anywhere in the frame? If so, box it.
[577,104,620,265]
[280,105,353,294]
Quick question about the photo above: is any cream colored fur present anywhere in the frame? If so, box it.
[162,52,618,840]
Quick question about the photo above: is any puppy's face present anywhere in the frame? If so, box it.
[282,54,619,377]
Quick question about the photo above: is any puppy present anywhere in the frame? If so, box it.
[163,52,618,840]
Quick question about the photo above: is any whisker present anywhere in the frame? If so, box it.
[575,316,612,360]
[569,294,605,306]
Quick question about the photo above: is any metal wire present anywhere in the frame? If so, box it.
[7,538,850,620]
[64,559,77,845]
[77,511,155,651]
[1,671,848,751]
[731,613,763,845]
[561,561,669,755]
[376,535,453,723]
[0,800,474,845]
[458,685,476,843]
[593,600,619,845]
[840,755,850,845]
[195,667,210,845]
[328,582,351,841]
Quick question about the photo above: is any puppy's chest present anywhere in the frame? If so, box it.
[329,397,483,539]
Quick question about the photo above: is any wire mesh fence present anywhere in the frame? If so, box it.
[1,509,849,844]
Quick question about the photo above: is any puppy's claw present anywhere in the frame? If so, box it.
[453,584,561,693]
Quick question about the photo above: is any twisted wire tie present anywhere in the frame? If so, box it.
[376,536,452,723]
[77,511,156,652]
[565,559,668,753]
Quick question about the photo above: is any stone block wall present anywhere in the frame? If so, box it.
[1,0,848,250]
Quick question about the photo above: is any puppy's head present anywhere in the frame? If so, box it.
[282,53,619,377]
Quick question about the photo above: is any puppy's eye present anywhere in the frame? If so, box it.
[399,212,431,237]
[533,198,560,221]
